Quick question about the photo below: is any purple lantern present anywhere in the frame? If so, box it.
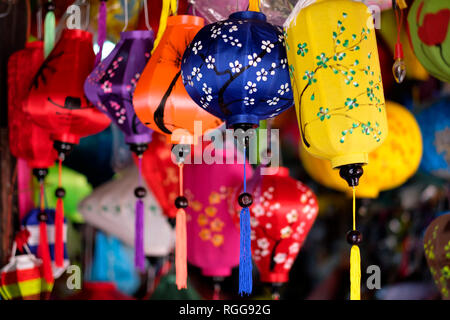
[84,30,155,271]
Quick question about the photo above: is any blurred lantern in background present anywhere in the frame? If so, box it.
[183,140,252,299]
[416,97,450,180]
[407,0,450,83]
[84,29,155,270]
[284,0,387,300]
[24,29,110,270]
[181,6,294,295]
[79,165,175,258]
[423,213,450,300]
[300,101,423,198]
[231,167,318,299]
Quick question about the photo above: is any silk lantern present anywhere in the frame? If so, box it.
[407,0,450,83]
[231,167,318,299]
[415,97,450,180]
[284,0,388,300]
[423,213,450,300]
[78,165,175,258]
[181,8,294,295]
[24,29,111,269]
[84,30,155,270]
[133,14,222,290]
[183,140,252,299]
[300,101,423,198]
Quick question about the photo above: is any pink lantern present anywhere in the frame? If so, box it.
[183,140,252,297]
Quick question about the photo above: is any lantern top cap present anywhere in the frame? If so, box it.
[120,30,154,40]
[61,28,93,42]
[229,11,267,22]
[167,15,205,27]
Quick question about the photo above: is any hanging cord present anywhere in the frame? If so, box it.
[0,0,12,19]
[38,182,54,284]
[392,0,406,83]
[212,277,223,300]
[134,155,146,271]
[175,160,188,289]
[44,0,55,59]
[152,0,177,54]
[54,158,65,267]
[143,0,151,31]
[348,187,361,300]
[122,0,128,32]
[238,141,253,295]
[95,0,107,66]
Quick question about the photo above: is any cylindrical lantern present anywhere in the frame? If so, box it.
[300,101,423,198]
[231,167,318,298]
[416,97,450,180]
[183,140,252,298]
[407,0,450,83]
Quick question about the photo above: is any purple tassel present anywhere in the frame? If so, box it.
[95,0,107,66]
[135,198,145,271]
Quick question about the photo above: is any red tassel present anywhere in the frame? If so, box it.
[54,197,64,267]
[38,220,54,284]
[175,208,187,289]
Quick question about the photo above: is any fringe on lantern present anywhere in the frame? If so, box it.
[95,0,107,66]
[39,221,54,284]
[350,244,361,300]
[54,197,64,267]
[135,198,145,271]
[175,208,187,290]
[239,206,252,295]
[43,5,55,59]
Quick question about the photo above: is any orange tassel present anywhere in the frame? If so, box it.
[54,159,64,267]
[175,208,187,289]
[39,220,54,284]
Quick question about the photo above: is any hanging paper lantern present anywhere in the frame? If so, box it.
[137,133,179,220]
[231,167,318,299]
[181,11,294,128]
[183,140,252,298]
[8,41,57,173]
[21,208,70,279]
[284,0,388,300]
[416,97,450,180]
[24,29,111,269]
[423,213,450,300]
[407,0,450,83]
[79,165,176,258]
[300,101,423,198]
[133,15,222,142]
[0,241,53,300]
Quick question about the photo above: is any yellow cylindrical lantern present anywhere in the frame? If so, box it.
[300,101,423,198]
[284,0,388,169]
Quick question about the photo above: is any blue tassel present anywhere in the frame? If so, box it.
[239,206,252,295]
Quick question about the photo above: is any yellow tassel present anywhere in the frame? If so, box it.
[152,0,177,54]
[249,0,260,12]
[350,244,361,300]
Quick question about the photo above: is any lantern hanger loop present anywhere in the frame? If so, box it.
[0,0,12,19]
[143,0,151,31]
[122,0,128,32]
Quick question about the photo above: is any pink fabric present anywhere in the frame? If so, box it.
[17,159,34,220]
[184,141,252,277]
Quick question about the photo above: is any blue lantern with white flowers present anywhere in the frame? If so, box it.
[180,10,293,128]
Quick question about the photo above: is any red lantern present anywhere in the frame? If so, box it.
[231,167,318,298]
[8,41,57,171]
[136,132,179,219]
[24,29,110,148]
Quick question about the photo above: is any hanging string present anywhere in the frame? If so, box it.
[122,0,128,32]
[175,161,188,290]
[212,281,221,300]
[349,186,361,300]
[38,182,54,284]
[238,143,252,295]
[54,158,65,267]
[143,0,151,31]
[134,155,146,271]
[95,0,107,66]
[44,1,55,59]
[152,0,177,54]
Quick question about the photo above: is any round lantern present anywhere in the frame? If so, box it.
[300,101,423,198]
[415,97,450,180]
[407,0,450,83]
[284,0,388,300]
[8,41,57,177]
[231,167,318,299]
[183,140,252,298]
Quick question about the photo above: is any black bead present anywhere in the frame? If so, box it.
[32,168,48,183]
[134,186,147,198]
[175,196,188,209]
[45,1,55,12]
[339,164,364,187]
[55,187,65,198]
[38,211,48,222]
[129,143,148,156]
[238,192,253,208]
[53,141,75,161]
[346,230,362,245]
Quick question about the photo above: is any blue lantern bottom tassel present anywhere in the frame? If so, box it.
[239,206,252,295]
